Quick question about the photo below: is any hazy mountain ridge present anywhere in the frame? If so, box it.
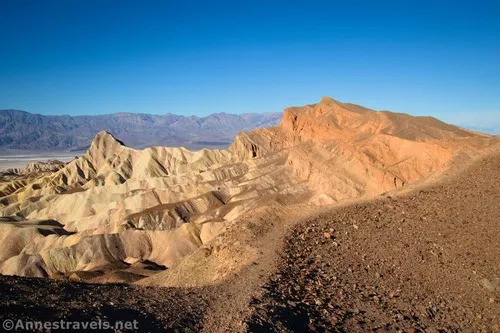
[0,109,282,150]
[0,97,496,283]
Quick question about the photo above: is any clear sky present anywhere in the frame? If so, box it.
[0,1,499,132]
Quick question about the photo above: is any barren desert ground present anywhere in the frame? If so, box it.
[0,98,498,332]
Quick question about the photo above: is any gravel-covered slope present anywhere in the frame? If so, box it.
[0,151,498,332]
[0,275,210,332]
[247,152,500,332]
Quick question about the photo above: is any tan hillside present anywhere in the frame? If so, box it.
[1,138,498,333]
[0,97,496,282]
[232,96,494,204]
[0,131,307,280]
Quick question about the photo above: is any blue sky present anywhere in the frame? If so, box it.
[0,1,499,132]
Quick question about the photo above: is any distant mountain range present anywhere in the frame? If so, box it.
[0,110,282,150]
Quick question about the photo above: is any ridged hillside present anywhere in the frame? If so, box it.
[0,97,496,282]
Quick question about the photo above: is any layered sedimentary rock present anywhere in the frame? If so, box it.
[232,96,494,203]
[0,97,495,282]
[0,131,306,280]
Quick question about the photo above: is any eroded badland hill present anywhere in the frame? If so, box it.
[0,97,499,331]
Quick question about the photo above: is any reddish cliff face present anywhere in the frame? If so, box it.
[234,96,495,204]
[280,97,375,145]
[279,96,484,145]
[0,96,497,282]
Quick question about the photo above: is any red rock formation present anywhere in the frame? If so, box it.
[232,96,494,203]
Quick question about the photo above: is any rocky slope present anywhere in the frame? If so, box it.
[0,97,495,284]
[0,109,282,150]
[0,275,209,331]
[247,149,500,332]
[0,134,498,332]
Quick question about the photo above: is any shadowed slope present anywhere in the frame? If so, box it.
[0,97,495,282]
[247,149,500,332]
[0,132,498,333]
[0,130,306,280]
